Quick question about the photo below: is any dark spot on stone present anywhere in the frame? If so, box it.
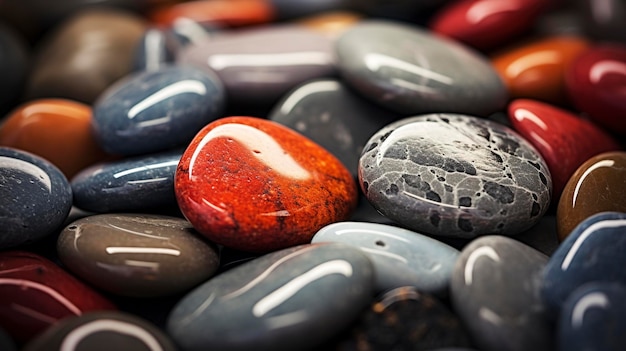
[476,192,481,197]
[442,158,476,175]
[444,184,453,192]
[384,147,405,160]
[539,172,547,186]
[380,131,393,142]
[441,117,450,123]
[483,181,514,204]
[426,191,441,202]
[362,181,369,194]
[506,173,512,179]
[532,193,538,200]
[528,161,541,169]
[68,225,78,230]
[459,197,472,207]
[498,137,520,155]
[366,142,378,152]
[430,169,436,174]
[430,212,440,227]
[458,217,473,232]
[490,151,503,163]
[476,127,491,141]
[375,240,386,247]
[385,183,399,196]
[437,176,445,182]
[36,267,45,275]
[531,202,541,217]
[402,174,430,191]
[497,222,504,230]
[500,209,507,215]
[409,153,445,168]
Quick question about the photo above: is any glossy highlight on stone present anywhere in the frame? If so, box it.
[359,114,552,238]
[557,152,626,241]
[175,116,358,252]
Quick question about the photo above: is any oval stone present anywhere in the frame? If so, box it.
[451,236,552,351]
[312,222,459,294]
[557,152,626,241]
[71,150,181,213]
[175,116,358,252]
[0,147,73,248]
[508,99,620,201]
[558,282,626,351]
[167,243,374,351]
[57,213,219,297]
[542,212,626,317]
[23,311,177,351]
[359,114,552,238]
[335,20,507,116]
[0,251,116,342]
[566,44,626,134]
[0,99,111,178]
[92,65,225,156]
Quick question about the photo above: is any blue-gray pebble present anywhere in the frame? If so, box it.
[0,147,72,248]
[451,235,552,351]
[167,243,374,351]
[359,114,552,238]
[92,65,225,155]
[312,221,459,294]
[71,150,181,213]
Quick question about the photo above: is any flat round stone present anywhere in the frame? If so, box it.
[359,114,552,238]
[167,243,374,351]
[0,147,73,248]
[335,20,507,116]
[175,116,358,252]
[57,213,219,297]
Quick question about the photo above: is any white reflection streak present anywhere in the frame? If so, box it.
[209,52,331,70]
[590,60,626,84]
[390,78,441,94]
[60,320,164,351]
[127,177,169,185]
[464,246,500,285]
[335,228,411,243]
[561,219,626,270]
[113,160,179,178]
[572,160,615,207]
[136,116,172,128]
[127,80,207,119]
[0,156,52,192]
[107,224,168,240]
[364,53,453,85]
[265,310,309,330]
[280,80,341,114]
[253,260,353,317]
[125,260,160,270]
[173,17,212,45]
[513,109,548,130]
[466,0,521,24]
[360,247,408,264]
[479,306,503,325]
[105,247,181,256]
[505,51,561,77]
[571,292,609,328]
[145,29,164,71]
[0,278,81,314]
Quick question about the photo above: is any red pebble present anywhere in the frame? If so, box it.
[508,99,621,201]
[566,44,626,135]
[150,0,275,28]
[175,116,358,252]
[0,251,116,343]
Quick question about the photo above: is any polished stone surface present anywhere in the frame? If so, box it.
[71,150,181,213]
[93,65,225,156]
[312,222,459,294]
[167,243,374,351]
[359,114,552,238]
[58,213,219,297]
[0,24,28,116]
[175,116,358,252]
[0,147,73,248]
[451,236,552,351]
[149,0,274,27]
[335,20,507,116]
[557,152,626,241]
[295,11,362,38]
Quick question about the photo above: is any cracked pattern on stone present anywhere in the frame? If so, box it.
[358,114,552,238]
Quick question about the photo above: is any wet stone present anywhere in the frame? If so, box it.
[312,221,459,294]
[167,243,375,351]
[0,147,73,249]
[359,114,552,238]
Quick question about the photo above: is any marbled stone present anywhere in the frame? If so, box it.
[175,116,358,252]
[333,287,472,351]
[451,236,552,351]
[566,44,626,134]
[359,114,552,238]
[0,99,111,178]
[57,213,219,297]
[133,28,175,72]
[149,0,274,28]
[25,9,147,104]
[177,25,336,107]
[0,251,116,342]
[23,311,177,351]
[0,147,73,248]
[92,65,225,156]
[167,243,374,351]
[335,20,507,116]
[269,79,400,177]
[558,282,626,351]
[508,99,620,201]
[542,212,626,317]
[0,24,28,116]
[557,152,626,241]
[312,222,459,294]
[492,36,590,105]
[71,150,181,213]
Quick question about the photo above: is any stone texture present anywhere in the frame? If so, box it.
[557,152,626,241]
[451,236,552,351]
[359,114,552,238]
[23,311,177,351]
[149,0,274,27]
[0,251,116,343]
[312,221,459,294]
[71,150,181,213]
[0,147,73,248]
[335,20,507,116]
[0,99,111,178]
[92,65,225,156]
[167,243,374,351]
[175,116,358,252]
[57,213,219,297]
[0,24,28,116]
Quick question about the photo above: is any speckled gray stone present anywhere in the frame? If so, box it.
[359,114,552,238]
[312,221,459,294]
[167,243,374,351]
[336,20,508,116]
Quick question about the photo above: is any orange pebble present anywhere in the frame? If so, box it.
[149,0,275,28]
